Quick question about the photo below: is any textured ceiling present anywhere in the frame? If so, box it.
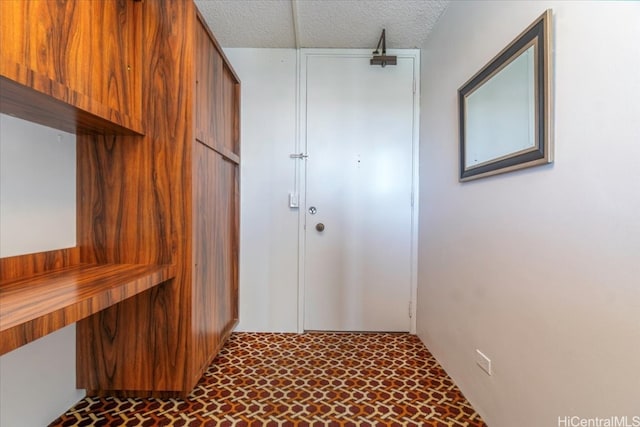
[194,0,449,49]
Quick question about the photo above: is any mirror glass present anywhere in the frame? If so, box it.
[464,45,535,168]
[458,10,552,182]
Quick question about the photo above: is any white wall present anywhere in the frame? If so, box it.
[0,114,83,426]
[0,115,76,256]
[0,326,81,427]
[224,49,301,332]
[417,2,640,426]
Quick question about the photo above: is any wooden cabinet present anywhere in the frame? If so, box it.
[75,1,240,397]
[195,19,241,159]
[0,0,143,134]
[0,0,239,397]
[192,15,241,382]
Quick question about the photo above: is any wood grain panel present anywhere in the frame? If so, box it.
[94,0,142,120]
[195,16,239,158]
[190,14,240,387]
[222,65,241,156]
[195,18,215,145]
[0,263,175,355]
[232,156,240,324]
[195,9,241,85]
[0,0,142,123]
[76,0,196,395]
[194,59,241,159]
[191,143,240,385]
[0,247,80,282]
[208,143,240,165]
[211,50,226,153]
[209,152,239,367]
[194,13,241,157]
[0,72,143,135]
[192,140,219,379]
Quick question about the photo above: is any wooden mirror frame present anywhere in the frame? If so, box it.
[458,10,553,182]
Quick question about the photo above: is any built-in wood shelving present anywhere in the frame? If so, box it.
[0,0,143,135]
[0,250,175,356]
[0,0,239,397]
[0,64,144,135]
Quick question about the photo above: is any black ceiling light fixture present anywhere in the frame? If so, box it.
[370,29,397,67]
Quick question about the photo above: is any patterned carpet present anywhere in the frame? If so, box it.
[50,333,486,426]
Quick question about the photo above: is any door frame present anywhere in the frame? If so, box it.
[295,49,421,334]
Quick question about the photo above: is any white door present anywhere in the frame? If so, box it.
[302,51,417,332]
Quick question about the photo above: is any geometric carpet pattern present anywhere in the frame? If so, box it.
[49,333,486,426]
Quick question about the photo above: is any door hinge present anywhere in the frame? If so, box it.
[290,153,308,159]
[409,301,413,318]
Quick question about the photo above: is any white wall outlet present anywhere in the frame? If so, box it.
[476,349,492,376]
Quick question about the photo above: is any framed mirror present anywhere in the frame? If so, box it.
[458,10,553,182]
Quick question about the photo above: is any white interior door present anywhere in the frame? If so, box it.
[302,51,417,332]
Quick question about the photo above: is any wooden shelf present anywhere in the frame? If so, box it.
[0,263,175,355]
[0,62,144,135]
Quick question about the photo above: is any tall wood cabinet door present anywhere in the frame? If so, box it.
[192,142,239,378]
[210,153,239,341]
[0,0,142,121]
[193,140,219,376]
[194,16,239,157]
[210,58,240,157]
[219,64,241,156]
[195,19,216,145]
[192,15,240,380]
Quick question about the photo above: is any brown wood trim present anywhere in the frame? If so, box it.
[196,138,240,164]
[194,10,240,84]
[0,263,175,355]
[189,318,239,389]
[85,389,188,399]
[234,81,241,156]
[0,62,144,135]
[0,247,80,281]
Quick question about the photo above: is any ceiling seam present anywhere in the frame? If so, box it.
[291,0,301,49]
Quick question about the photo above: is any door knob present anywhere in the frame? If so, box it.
[316,223,325,232]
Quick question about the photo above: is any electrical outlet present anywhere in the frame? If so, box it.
[476,349,492,376]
